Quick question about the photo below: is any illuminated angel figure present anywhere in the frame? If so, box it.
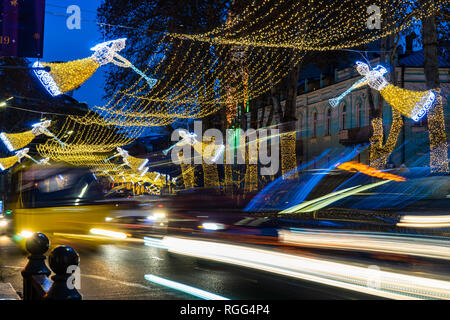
[0,120,65,152]
[162,131,198,156]
[105,147,149,174]
[104,147,129,162]
[163,130,225,164]
[39,157,50,165]
[0,148,43,171]
[329,61,437,122]
[33,38,157,96]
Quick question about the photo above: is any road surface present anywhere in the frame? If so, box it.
[1,233,449,300]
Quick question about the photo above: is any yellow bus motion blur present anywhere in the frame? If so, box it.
[10,164,135,250]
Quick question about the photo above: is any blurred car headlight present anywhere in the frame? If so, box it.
[0,220,7,227]
[90,228,127,239]
[147,210,166,221]
[19,230,33,238]
[201,222,225,231]
[105,217,114,222]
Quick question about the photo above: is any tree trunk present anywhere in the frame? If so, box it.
[267,85,280,126]
[282,62,301,124]
[422,9,449,173]
[250,97,260,129]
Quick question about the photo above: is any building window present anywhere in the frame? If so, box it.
[340,103,346,130]
[312,111,317,138]
[325,107,331,136]
[356,101,363,127]
[296,116,302,139]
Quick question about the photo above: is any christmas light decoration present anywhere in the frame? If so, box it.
[0,131,34,152]
[244,164,258,193]
[0,120,64,152]
[427,94,449,173]
[280,131,297,179]
[39,157,50,165]
[34,38,157,96]
[90,38,158,88]
[172,0,437,50]
[104,147,149,174]
[35,1,439,169]
[244,136,259,193]
[0,148,41,170]
[369,111,404,170]
[33,61,62,96]
[164,131,225,164]
[163,130,199,156]
[380,85,436,122]
[328,62,384,107]
[331,62,438,122]
[35,34,303,168]
[124,156,149,172]
[176,151,195,189]
[202,162,220,188]
[104,147,129,162]
[201,140,220,188]
[210,144,225,163]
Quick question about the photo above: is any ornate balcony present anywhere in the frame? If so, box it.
[339,126,372,145]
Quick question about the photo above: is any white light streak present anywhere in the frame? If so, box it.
[144,274,229,300]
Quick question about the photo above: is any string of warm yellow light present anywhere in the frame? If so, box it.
[369,110,403,169]
[380,84,437,121]
[178,151,196,189]
[427,93,449,173]
[35,0,440,173]
[170,0,438,50]
[280,131,297,179]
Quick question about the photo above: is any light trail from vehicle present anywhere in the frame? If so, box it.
[144,274,230,300]
[149,236,450,300]
[279,228,450,260]
[336,161,406,181]
[397,215,450,228]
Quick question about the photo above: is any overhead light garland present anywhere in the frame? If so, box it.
[35,1,441,171]
[170,0,438,50]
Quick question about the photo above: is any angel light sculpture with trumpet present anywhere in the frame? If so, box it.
[104,147,149,175]
[0,148,46,171]
[33,38,157,96]
[163,130,225,164]
[0,120,65,152]
[329,61,437,122]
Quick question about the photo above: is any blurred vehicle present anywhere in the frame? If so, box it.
[145,189,280,245]
[159,167,450,250]
[102,195,169,237]
[10,165,148,249]
[0,214,8,235]
[238,166,450,243]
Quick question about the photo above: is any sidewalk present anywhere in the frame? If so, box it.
[0,235,26,300]
[0,283,20,300]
